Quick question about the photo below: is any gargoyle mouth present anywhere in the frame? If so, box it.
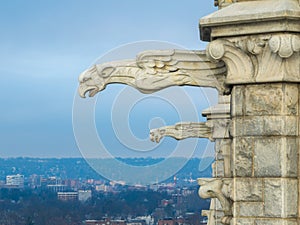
[78,85,99,98]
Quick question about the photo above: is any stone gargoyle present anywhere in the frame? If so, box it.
[150,122,213,143]
[78,49,229,98]
[198,178,233,225]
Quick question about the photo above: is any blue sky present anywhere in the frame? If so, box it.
[0,1,217,158]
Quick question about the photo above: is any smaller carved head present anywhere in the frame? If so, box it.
[197,178,223,199]
[78,65,115,98]
[149,128,166,143]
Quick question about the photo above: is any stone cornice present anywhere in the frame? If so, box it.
[200,0,300,41]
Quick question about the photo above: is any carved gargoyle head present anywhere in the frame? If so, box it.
[149,128,166,143]
[197,178,222,199]
[78,64,115,98]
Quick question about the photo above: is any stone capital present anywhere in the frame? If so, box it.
[207,34,300,85]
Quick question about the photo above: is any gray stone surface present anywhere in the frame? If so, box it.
[232,116,298,137]
[233,178,263,202]
[233,218,254,225]
[282,179,298,218]
[215,161,225,178]
[254,138,282,177]
[233,137,253,177]
[231,86,244,117]
[254,219,298,225]
[254,138,298,178]
[283,84,299,115]
[234,202,263,217]
[212,119,231,139]
[243,84,299,116]
[245,84,283,116]
[264,179,298,218]
[264,179,282,217]
[215,139,225,160]
[282,138,298,177]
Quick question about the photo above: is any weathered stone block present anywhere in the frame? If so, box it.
[232,117,263,137]
[282,179,298,218]
[245,84,283,116]
[215,139,232,177]
[231,86,244,117]
[254,138,298,177]
[212,119,231,139]
[284,84,298,116]
[233,178,263,202]
[233,202,263,217]
[264,178,298,218]
[232,116,298,137]
[254,219,298,225]
[233,137,253,177]
[233,218,254,225]
[254,138,282,177]
[282,138,298,177]
[215,139,225,160]
[215,160,225,177]
[243,83,299,116]
[264,179,282,217]
[284,116,298,136]
[262,116,297,136]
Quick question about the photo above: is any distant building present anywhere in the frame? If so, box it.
[78,190,92,202]
[63,179,80,190]
[57,192,78,201]
[85,218,126,225]
[184,212,203,225]
[157,217,185,225]
[181,188,193,197]
[95,184,112,192]
[57,190,92,201]
[47,184,68,192]
[157,218,175,225]
[126,219,146,225]
[28,174,41,188]
[6,174,24,188]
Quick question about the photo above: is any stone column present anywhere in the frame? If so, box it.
[201,95,232,225]
[203,95,231,179]
[230,83,298,225]
[200,0,300,224]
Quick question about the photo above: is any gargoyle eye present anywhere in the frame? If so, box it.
[83,77,90,82]
[101,67,115,78]
[159,129,166,134]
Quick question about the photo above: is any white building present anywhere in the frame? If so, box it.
[78,190,92,202]
[6,174,24,187]
[57,192,78,201]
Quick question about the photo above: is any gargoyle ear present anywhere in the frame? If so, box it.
[101,66,115,78]
[197,178,208,185]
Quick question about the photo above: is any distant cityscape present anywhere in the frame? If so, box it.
[0,157,212,225]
